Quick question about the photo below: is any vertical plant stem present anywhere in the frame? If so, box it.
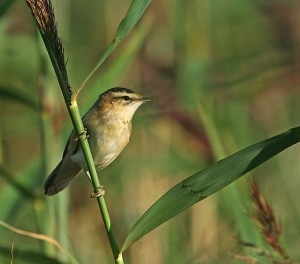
[25,1,139,261]
[42,23,123,264]
[68,102,123,263]
[34,18,123,264]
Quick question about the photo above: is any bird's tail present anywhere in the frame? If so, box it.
[44,160,81,195]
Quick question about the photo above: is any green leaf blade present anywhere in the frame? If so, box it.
[121,127,300,251]
[115,0,151,41]
[76,0,151,94]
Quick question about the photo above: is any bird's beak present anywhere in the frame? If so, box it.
[141,97,154,102]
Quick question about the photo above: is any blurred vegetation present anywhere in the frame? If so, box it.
[0,0,300,263]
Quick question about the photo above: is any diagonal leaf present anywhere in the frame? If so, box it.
[75,0,152,96]
[114,0,152,41]
[0,84,40,110]
[0,246,65,264]
[0,165,37,200]
[0,219,78,264]
[121,127,300,251]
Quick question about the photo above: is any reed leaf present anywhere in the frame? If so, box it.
[121,127,300,251]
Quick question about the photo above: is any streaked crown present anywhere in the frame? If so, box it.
[99,87,152,106]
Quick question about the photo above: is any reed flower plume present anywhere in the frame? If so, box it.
[26,0,71,98]
[234,181,292,263]
[251,181,286,258]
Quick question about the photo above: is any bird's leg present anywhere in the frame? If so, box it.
[90,187,105,198]
[85,170,105,198]
[74,127,89,141]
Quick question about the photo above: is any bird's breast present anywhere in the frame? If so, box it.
[90,119,132,169]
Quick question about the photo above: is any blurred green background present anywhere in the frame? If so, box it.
[1,0,300,263]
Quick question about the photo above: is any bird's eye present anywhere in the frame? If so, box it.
[122,95,130,101]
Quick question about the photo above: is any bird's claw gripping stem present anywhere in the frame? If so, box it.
[91,186,105,198]
[74,127,89,141]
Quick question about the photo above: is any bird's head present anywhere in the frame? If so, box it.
[97,87,153,119]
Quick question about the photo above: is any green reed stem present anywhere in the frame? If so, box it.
[38,25,123,264]
[68,102,123,262]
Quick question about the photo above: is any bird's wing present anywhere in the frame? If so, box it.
[62,130,80,158]
[45,130,82,195]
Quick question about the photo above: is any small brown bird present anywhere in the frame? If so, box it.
[44,87,152,195]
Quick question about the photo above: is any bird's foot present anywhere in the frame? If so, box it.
[74,127,89,141]
[91,186,105,198]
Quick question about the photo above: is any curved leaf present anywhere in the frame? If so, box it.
[77,0,152,92]
[114,0,152,41]
[0,84,40,110]
[121,127,300,251]
[0,246,64,264]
